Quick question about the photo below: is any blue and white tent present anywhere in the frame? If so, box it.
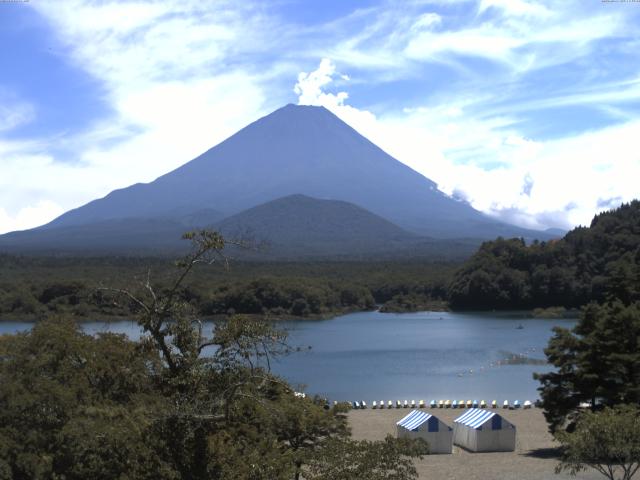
[453,409,516,452]
[396,410,453,454]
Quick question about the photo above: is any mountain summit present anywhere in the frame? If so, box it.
[0,104,556,257]
[42,104,545,240]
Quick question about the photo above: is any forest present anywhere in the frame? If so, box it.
[448,201,640,310]
[0,254,456,321]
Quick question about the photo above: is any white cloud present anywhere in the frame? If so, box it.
[319,1,627,78]
[2,0,638,235]
[295,58,349,108]
[0,93,35,133]
[411,12,442,30]
[293,58,640,231]
[403,11,624,73]
[0,201,65,234]
[478,0,552,19]
[0,0,278,234]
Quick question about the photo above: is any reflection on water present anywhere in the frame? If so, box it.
[1,310,575,402]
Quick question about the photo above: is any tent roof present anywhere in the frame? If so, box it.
[397,410,433,431]
[454,409,501,429]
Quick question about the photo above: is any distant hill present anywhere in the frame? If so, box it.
[214,194,477,259]
[215,194,414,254]
[448,201,640,310]
[37,104,549,239]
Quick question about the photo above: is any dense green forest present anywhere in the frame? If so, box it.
[449,201,640,310]
[0,255,456,320]
[3,201,640,320]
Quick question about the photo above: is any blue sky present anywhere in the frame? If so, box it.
[1,0,640,233]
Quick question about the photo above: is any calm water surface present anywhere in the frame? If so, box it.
[1,311,575,402]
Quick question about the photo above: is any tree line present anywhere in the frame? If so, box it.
[0,256,455,321]
[449,201,640,310]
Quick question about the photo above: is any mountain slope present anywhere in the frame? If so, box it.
[41,104,550,240]
[0,194,479,259]
[0,209,224,255]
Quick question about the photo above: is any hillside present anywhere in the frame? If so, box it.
[215,194,413,256]
[0,194,477,259]
[0,209,223,255]
[215,194,477,259]
[448,201,640,309]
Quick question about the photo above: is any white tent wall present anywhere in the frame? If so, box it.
[396,410,453,454]
[397,425,453,454]
[476,426,516,452]
[452,410,516,452]
[452,423,477,451]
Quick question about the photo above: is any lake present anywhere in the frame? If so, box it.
[0,310,575,403]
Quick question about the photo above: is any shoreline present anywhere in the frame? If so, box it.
[0,305,581,324]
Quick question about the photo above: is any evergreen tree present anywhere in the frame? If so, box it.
[535,301,640,432]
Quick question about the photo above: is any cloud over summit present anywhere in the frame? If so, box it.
[0,0,638,233]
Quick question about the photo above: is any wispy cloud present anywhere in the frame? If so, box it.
[296,58,640,230]
[0,0,638,234]
[0,0,284,233]
[0,91,35,133]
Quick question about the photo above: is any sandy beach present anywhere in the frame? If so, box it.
[348,407,608,480]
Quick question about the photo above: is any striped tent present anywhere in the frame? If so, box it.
[453,409,516,452]
[396,410,453,454]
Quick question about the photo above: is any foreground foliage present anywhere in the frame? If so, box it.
[305,436,428,480]
[555,405,640,480]
[0,231,426,479]
[535,301,640,433]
